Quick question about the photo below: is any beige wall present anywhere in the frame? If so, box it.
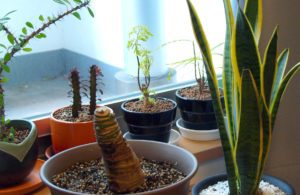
[260,0,300,192]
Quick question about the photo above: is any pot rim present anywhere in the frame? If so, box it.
[175,88,224,102]
[121,97,177,114]
[40,140,198,195]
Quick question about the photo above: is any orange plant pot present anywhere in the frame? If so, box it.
[50,107,96,154]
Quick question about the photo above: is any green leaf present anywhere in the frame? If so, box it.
[22,48,32,52]
[4,10,17,17]
[186,0,238,194]
[1,77,8,83]
[262,27,278,106]
[87,7,94,17]
[222,0,236,143]
[0,43,6,49]
[2,64,10,73]
[53,0,65,5]
[4,53,11,62]
[39,15,45,22]
[22,27,27,35]
[7,34,14,44]
[232,7,261,92]
[72,12,81,20]
[62,0,71,5]
[271,49,289,103]
[35,33,47,39]
[73,0,82,4]
[236,69,262,195]
[244,0,262,42]
[26,22,34,29]
[271,63,300,128]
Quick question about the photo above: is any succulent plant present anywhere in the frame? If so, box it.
[0,0,93,141]
[93,106,145,193]
[69,68,82,118]
[89,65,103,115]
[187,0,300,194]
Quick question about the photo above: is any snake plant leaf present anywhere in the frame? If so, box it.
[244,0,263,42]
[236,69,263,195]
[186,1,238,194]
[271,49,289,104]
[262,27,278,107]
[222,0,236,143]
[232,7,261,92]
[270,63,300,128]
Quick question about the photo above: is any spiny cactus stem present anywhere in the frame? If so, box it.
[70,69,82,118]
[89,65,98,115]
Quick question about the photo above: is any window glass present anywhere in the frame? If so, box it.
[1,0,226,119]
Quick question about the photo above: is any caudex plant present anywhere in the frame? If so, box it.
[187,0,300,194]
[69,65,103,119]
[94,106,145,193]
[0,0,94,141]
[127,25,154,106]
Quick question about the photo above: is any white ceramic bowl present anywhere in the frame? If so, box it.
[123,129,181,145]
[176,118,220,141]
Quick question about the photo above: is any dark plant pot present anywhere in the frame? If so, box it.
[0,120,38,187]
[192,173,295,195]
[175,89,224,130]
[121,97,177,143]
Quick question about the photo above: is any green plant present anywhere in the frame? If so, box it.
[187,0,300,194]
[0,0,94,141]
[68,65,103,118]
[89,65,103,115]
[127,25,154,106]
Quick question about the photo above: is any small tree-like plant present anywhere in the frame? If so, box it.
[127,25,154,106]
[0,0,94,140]
[187,0,300,194]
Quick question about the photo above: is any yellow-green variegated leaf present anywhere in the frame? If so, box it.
[236,69,263,194]
[271,49,289,104]
[186,1,238,194]
[244,0,263,42]
[262,27,278,107]
[271,63,300,128]
[222,0,236,143]
[232,7,261,92]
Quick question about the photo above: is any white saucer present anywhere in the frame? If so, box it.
[123,129,181,145]
[176,118,220,141]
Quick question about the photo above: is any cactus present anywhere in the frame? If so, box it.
[89,65,103,115]
[93,106,145,193]
[69,68,82,118]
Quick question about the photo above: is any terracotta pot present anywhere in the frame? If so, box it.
[192,173,295,195]
[40,140,198,195]
[50,106,96,154]
[175,88,224,130]
[0,120,38,186]
[121,97,177,143]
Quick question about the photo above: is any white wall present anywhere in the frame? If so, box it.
[0,0,63,55]
[260,0,300,191]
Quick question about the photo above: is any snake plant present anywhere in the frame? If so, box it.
[187,0,300,194]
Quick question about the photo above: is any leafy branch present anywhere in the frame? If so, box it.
[0,0,93,141]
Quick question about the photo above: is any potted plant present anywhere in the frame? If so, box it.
[187,0,299,194]
[175,41,224,131]
[40,106,198,194]
[0,0,93,186]
[50,65,103,153]
[121,25,177,143]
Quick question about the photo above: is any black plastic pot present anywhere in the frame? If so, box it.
[175,88,224,130]
[0,120,38,187]
[121,98,177,143]
[192,173,295,195]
